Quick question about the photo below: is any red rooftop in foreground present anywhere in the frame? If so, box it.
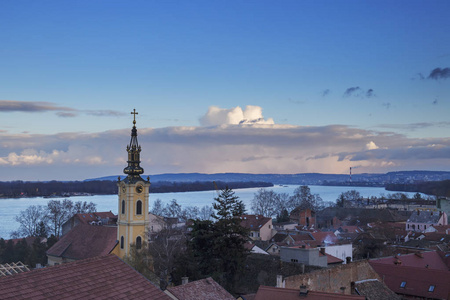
[254,285,365,300]
[0,254,170,300]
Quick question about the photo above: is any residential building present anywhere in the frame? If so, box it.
[406,210,447,232]
[369,251,450,299]
[239,215,274,241]
[47,224,118,266]
[62,211,116,236]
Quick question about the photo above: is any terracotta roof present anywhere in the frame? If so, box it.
[369,251,449,271]
[254,286,365,300]
[239,215,271,230]
[369,262,450,299]
[291,233,314,242]
[430,224,450,234]
[47,224,117,260]
[167,277,234,300]
[354,279,401,300]
[324,253,343,264]
[270,233,291,243]
[75,211,116,225]
[0,255,171,300]
[309,232,339,245]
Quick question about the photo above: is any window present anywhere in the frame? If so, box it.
[136,236,142,249]
[400,281,406,288]
[291,259,298,263]
[428,285,435,292]
[120,236,124,249]
[136,200,142,215]
[121,200,125,214]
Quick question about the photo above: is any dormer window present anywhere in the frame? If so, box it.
[400,281,406,288]
[428,285,435,292]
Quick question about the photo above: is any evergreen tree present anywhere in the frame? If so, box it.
[190,186,249,293]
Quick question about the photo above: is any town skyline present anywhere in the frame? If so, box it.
[1,1,449,181]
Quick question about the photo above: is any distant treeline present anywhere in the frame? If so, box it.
[0,180,273,198]
[385,180,450,197]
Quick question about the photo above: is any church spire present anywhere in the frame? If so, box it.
[123,109,144,179]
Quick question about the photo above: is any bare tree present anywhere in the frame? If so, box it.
[12,205,47,238]
[199,205,214,221]
[288,186,324,211]
[251,188,278,217]
[150,199,164,216]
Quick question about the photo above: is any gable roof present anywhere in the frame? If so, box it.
[74,211,116,225]
[407,210,442,224]
[47,224,118,260]
[309,232,339,245]
[167,277,235,300]
[369,251,449,271]
[239,215,272,230]
[369,262,450,299]
[254,285,365,300]
[0,255,170,300]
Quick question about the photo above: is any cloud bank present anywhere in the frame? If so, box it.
[1,121,449,181]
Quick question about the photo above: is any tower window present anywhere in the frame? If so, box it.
[136,236,142,249]
[121,200,125,214]
[136,200,142,215]
[120,236,124,249]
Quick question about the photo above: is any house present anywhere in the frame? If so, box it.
[266,233,314,255]
[0,254,171,299]
[290,208,316,228]
[253,285,365,300]
[61,211,116,236]
[149,212,167,233]
[406,210,447,232]
[244,242,269,255]
[47,224,118,266]
[280,245,328,267]
[273,221,298,231]
[369,251,450,299]
[165,277,235,300]
[239,215,274,241]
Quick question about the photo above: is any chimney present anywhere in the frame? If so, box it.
[320,247,325,255]
[346,257,351,264]
[299,285,308,296]
[340,287,346,294]
[182,277,189,285]
[276,275,283,288]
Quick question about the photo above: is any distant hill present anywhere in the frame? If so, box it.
[88,171,450,186]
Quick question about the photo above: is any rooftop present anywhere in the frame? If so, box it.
[0,255,170,300]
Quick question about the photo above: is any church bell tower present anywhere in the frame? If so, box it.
[117,109,150,258]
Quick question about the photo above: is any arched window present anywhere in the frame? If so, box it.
[121,200,125,214]
[136,236,142,249]
[120,236,124,249]
[136,200,142,215]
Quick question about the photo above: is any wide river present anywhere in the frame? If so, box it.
[0,185,420,239]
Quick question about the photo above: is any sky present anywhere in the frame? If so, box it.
[0,1,449,181]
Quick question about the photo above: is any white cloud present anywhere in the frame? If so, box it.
[199,105,274,126]
[365,141,379,150]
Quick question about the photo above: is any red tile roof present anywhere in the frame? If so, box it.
[254,286,365,300]
[0,255,171,300]
[75,211,116,225]
[369,251,448,271]
[47,224,118,260]
[168,277,235,300]
[369,262,450,299]
[239,215,271,230]
[309,232,339,245]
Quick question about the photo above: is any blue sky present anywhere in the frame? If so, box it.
[0,1,449,180]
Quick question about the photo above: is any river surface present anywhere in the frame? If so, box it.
[0,185,420,239]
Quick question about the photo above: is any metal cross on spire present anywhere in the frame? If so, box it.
[131,109,138,125]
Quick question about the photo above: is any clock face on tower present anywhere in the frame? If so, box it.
[136,185,143,193]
